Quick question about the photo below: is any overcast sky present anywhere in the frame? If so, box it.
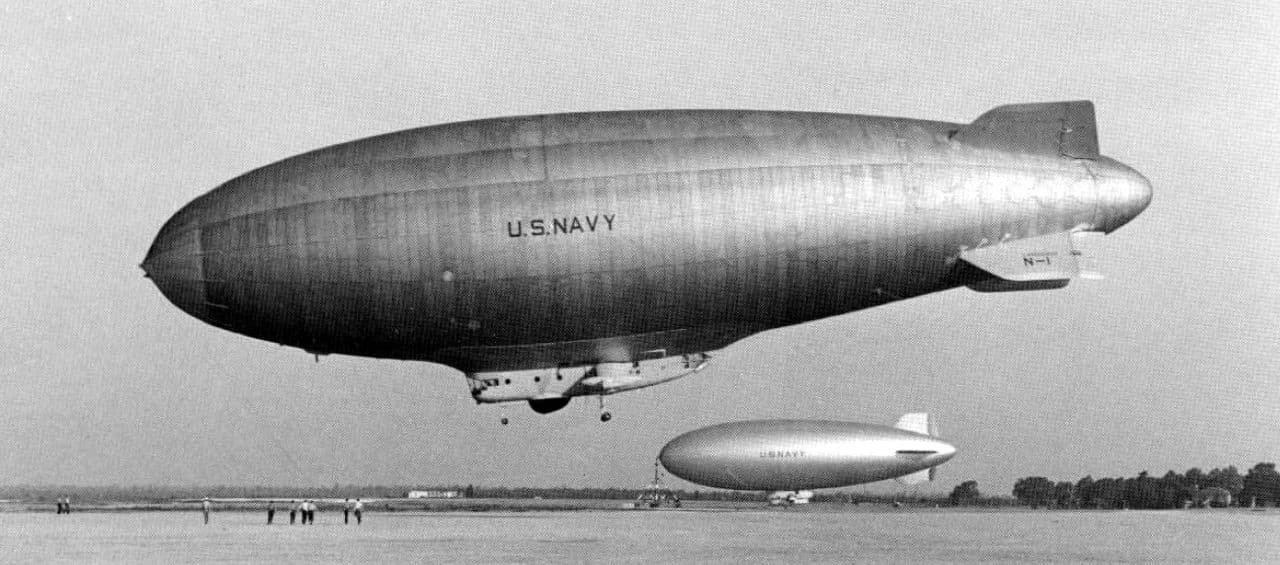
[3,2,1278,495]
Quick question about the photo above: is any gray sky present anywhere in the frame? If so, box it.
[3,2,1278,494]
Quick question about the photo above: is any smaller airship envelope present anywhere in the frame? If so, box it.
[658,415,956,491]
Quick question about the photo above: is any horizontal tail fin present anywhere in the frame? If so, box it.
[959,230,1107,292]
[953,100,1098,159]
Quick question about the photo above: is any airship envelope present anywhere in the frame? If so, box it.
[659,415,956,491]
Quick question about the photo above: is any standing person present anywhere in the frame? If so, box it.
[302,500,313,525]
[64,497,71,514]
[55,498,63,514]
[344,498,352,524]
[353,498,363,525]
[267,501,275,524]
[201,497,212,525]
[289,500,297,524]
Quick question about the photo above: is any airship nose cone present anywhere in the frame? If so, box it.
[142,202,209,321]
[657,435,706,485]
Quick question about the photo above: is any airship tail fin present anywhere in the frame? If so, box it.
[893,412,937,437]
[953,100,1099,159]
[894,413,945,485]
[958,230,1113,291]
[896,468,932,485]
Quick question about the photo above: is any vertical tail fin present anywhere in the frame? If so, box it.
[894,413,938,485]
[953,100,1098,159]
[893,412,936,437]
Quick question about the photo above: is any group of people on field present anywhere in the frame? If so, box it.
[286,500,319,524]
[276,499,362,524]
[200,497,364,525]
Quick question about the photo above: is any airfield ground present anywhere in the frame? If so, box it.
[2,502,1275,562]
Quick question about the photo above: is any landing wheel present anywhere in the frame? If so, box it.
[597,396,612,422]
[500,417,509,426]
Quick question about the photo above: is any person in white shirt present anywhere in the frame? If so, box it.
[201,497,212,524]
[353,499,364,525]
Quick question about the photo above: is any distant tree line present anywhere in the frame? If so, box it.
[9,463,1276,509]
[0,483,981,506]
[0,484,433,503]
[1005,463,1280,509]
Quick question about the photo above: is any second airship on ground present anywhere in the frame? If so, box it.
[659,414,955,502]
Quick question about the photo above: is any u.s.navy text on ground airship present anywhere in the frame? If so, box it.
[659,414,955,503]
[143,101,1151,417]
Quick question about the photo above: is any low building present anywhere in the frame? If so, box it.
[406,490,462,499]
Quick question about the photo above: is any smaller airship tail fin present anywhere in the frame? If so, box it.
[896,468,932,485]
[893,412,937,437]
[894,413,944,485]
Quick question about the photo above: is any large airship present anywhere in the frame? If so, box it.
[659,414,955,504]
[143,101,1151,419]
